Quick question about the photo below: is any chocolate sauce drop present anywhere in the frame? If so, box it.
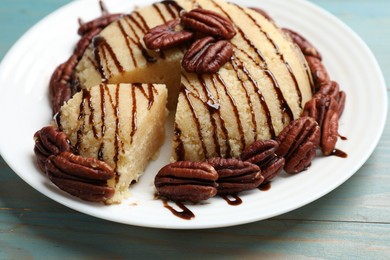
[97,145,104,161]
[222,195,242,206]
[163,200,195,220]
[338,134,348,141]
[162,0,184,16]
[330,149,348,158]
[99,0,109,16]
[174,126,185,161]
[259,182,271,191]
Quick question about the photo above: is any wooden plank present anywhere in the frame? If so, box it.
[0,213,389,258]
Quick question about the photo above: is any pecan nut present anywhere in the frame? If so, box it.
[305,56,330,91]
[283,28,322,60]
[49,177,115,203]
[276,117,320,174]
[315,81,346,118]
[34,126,72,172]
[241,140,285,182]
[182,36,233,74]
[50,12,121,115]
[154,161,218,202]
[143,19,194,50]
[74,27,103,59]
[181,8,236,40]
[302,95,339,156]
[78,13,123,36]
[49,58,76,115]
[337,91,346,118]
[315,81,340,99]
[46,152,115,202]
[207,157,263,195]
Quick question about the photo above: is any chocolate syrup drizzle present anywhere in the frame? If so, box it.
[235,4,304,108]
[222,195,243,206]
[211,0,296,122]
[174,0,309,160]
[259,182,271,191]
[92,1,184,80]
[93,36,124,81]
[70,84,157,184]
[163,199,195,220]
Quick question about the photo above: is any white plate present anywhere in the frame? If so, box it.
[0,0,387,229]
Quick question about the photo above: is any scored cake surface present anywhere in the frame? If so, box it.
[75,0,313,162]
[57,83,168,203]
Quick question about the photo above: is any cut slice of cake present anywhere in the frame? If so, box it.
[57,83,168,203]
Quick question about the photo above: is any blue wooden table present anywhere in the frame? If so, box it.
[1,0,389,258]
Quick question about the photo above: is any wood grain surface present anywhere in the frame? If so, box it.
[0,0,389,258]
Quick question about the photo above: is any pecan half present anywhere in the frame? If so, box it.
[46,152,115,202]
[337,91,346,118]
[250,7,274,23]
[154,161,218,202]
[207,158,263,195]
[78,13,123,36]
[241,140,285,182]
[283,28,322,60]
[315,81,339,99]
[316,81,346,118]
[143,19,194,50]
[34,126,72,172]
[305,56,330,91]
[49,57,76,115]
[49,29,103,115]
[181,8,236,40]
[302,95,339,156]
[74,27,103,58]
[182,36,233,74]
[276,117,320,174]
[50,12,122,115]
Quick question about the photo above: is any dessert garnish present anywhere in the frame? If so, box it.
[240,140,285,183]
[32,1,348,218]
[143,19,194,50]
[154,161,218,202]
[34,126,71,172]
[181,8,236,40]
[143,7,236,73]
[46,152,115,202]
[276,117,320,174]
[207,157,263,195]
[181,36,233,74]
